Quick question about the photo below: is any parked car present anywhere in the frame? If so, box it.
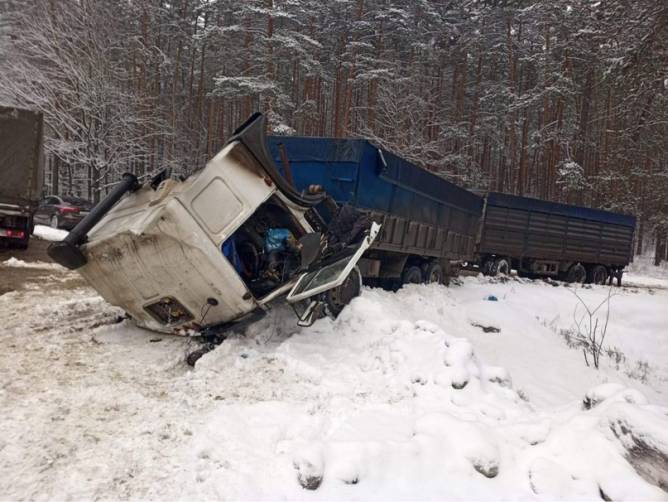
[34,195,93,230]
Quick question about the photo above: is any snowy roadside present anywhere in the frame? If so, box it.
[32,224,69,242]
[0,256,65,271]
[0,265,666,500]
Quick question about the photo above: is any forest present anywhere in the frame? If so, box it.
[0,0,666,259]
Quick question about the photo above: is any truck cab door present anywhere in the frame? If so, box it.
[286,222,380,322]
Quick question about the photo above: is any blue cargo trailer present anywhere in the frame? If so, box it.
[479,192,636,284]
[268,137,483,284]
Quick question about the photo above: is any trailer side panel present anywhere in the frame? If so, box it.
[480,192,635,267]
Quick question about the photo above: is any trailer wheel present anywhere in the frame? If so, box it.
[401,265,423,285]
[611,269,623,287]
[423,262,443,284]
[325,266,362,317]
[566,263,587,284]
[493,258,510,276]
[481,259,495,276]
[588,265,608,285]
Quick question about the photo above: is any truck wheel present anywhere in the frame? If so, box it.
[481,259,495,276]
[614,270,623,287]
[566,263,587,284]
[423,262,443,284]
[401,265,423,285]
[50,215,60,229]
[325,266,362,317]
[493,258,510,276]
[588,265,608,285]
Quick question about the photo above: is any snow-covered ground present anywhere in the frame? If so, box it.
[1,256,667,500]
[32,224,69,242]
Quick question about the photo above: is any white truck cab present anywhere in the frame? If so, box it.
[49,113,379,341]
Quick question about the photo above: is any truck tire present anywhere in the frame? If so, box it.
[493,258,510,276]
[325,266,362,317]
[423,262,443,284]
[401,265,423,285]
[588,265,608,285]
[481,259,495,276]
[50,214,60,229]
[566,263,587,284]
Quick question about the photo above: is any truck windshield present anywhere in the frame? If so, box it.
[289,256,350,297]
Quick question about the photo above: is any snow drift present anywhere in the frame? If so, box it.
[1,267,667,500]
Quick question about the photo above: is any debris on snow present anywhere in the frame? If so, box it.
[293,445,324,490]
[471,322,501,333]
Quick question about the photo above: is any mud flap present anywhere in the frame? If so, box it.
[286,222,380,313]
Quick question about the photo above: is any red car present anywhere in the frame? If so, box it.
[33,195,93,230]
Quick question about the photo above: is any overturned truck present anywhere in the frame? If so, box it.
[48,113,481,357]
[49,114,382,351]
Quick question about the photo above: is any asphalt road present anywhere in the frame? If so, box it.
[0,237,85,294]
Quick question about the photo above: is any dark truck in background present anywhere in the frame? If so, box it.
[268,137,483,286]
[0,106,44,249]
[478,192,636,285]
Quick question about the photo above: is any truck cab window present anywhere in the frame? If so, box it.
[222,196,305,298]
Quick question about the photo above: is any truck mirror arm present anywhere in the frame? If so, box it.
[47,173,140,270]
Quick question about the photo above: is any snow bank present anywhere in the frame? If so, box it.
[1,256,64,270]
[626,255,668,289]
[33,224,68,242]
[162,286,668,500]
[2,273,667,500]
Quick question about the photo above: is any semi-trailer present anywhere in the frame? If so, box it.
[267,136,483,287]
[477,192,636,285]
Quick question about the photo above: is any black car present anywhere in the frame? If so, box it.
[33,195,93,230]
